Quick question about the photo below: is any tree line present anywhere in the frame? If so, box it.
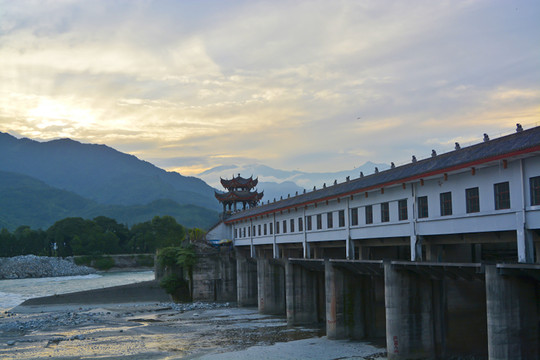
[0,215,203,258]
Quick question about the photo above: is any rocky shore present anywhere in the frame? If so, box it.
[0,255,96,279]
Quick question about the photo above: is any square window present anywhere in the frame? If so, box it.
[381,202,390,222]
[530,176,540,206]
[466,187,480,213]
[365,205,373,224]
[418,196,429,218]
[494,182,510,210]
[398,199,408,221]
[440,192,452,216]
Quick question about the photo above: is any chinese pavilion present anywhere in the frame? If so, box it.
[215,174,264,215]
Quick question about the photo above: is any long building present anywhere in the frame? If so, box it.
[209,124,540,264]
[203,124,540,359]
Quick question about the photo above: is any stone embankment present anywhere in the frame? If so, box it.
[0,255,96,279]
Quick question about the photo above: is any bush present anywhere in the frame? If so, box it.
[74,255,92,266]
[159,273,190,302]
[136,254,154,267]
[93,256,115,270]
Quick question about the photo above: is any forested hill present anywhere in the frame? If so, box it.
[0,171,218,231]
[0,132,219,210]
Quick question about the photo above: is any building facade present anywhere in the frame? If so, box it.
[209,125,540,264]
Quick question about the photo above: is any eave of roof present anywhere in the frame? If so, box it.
[225,126,540,224]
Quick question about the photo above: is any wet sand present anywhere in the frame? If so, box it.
[0,283,386,359]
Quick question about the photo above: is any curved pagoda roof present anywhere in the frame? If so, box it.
[215,190,264,202]
[220,174,258,190]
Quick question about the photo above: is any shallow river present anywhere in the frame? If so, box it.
[0,271,154,312]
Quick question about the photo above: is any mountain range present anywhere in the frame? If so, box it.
[198,162,389,201]
[0,132,220,231]
[0,131,388,231]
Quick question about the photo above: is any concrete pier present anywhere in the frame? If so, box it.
[486,264,539,360]
[236,256,258,306]
[384,261,435,359]
[257,258,286,315]
[325,260,384,340]
[285,259,325,326]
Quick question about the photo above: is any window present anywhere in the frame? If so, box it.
[338,210,345,227]
[258,224,261,236]
[440,192,452,216]
[530,176,540,206]
[317,214,322,229]
[253,226,256,236]
[466,187,480,213]
[298,217,303,232]
[248,226,251,236]
[264,223,267,235]
[276,221,280,234]
[307,216,312,231]
[494,182,510,210]
[351,208,358,226]
[365,205,373,224]
[418,196,428,218]
[283,220,287,233]
[290,219,295,232]
[381,202,390,222]
[398,199,408,221]
[327,212,333,228]
[235,228,238,238]
[243,227,246,237]
[269,222,273,235]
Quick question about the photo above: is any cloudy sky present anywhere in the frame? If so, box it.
[1,0,539,176]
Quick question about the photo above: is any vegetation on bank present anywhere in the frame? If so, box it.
[0,215,205,258]
[157,244,198,301]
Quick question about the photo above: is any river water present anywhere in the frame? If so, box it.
[0,270,154,313]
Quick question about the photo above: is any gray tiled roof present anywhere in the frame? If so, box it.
[226,126,540,222]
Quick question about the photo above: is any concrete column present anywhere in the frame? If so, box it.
[257,258,285,315]
[384,262,434,359]
[325,261,366,339]
[285,260,320,325]
[237,257,258,307]
[516,226,535,264]
[485,265,539,360]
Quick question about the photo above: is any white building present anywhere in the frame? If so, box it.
[208,125,540,264]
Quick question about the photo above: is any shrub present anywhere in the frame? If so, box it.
[159,273,190,302]
[93,256,115,270]
[136,254,154,267]
[74,255,92,266]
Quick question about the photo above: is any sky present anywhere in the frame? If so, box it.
[1,0,539,177]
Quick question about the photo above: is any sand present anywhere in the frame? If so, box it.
[0,283,386,360]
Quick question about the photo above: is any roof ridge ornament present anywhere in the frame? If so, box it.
[431,149,437,157]
[455,142,461,150]
[412,155,417,163]
[483,133,489,142]
[516,123,523,132]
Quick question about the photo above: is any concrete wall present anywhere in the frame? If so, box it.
[191,251,236,302]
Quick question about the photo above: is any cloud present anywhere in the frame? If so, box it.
[0,0,539,175]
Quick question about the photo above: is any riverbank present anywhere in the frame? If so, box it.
[0,255,95,279]
[1,301,386,360]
